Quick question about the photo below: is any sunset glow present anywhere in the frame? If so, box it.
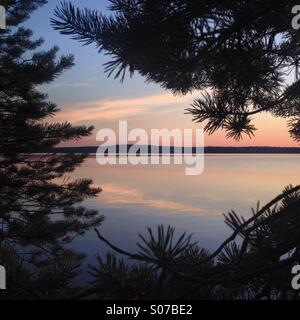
[23,1,298,149]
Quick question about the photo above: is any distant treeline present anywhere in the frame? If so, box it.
[46,146,300,154]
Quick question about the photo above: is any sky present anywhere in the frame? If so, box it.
[25,0,299,147]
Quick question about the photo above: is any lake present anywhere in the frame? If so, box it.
[70,154,300,272]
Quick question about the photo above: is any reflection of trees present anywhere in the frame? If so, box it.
[0,1,103,299]
[51,1,300,300]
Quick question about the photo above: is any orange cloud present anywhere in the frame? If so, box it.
[55,91,300,147]
[55,92,199,123]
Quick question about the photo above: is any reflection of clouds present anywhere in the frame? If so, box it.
[97,183,219,215]
[55,92,199,123]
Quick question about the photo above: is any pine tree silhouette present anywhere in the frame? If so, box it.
[51,1,300,300]
[52,0,300,141]
[0,0,103,299]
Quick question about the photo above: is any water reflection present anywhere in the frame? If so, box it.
[72,154,300,266]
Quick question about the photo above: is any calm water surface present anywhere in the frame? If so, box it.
[70,154,300,270]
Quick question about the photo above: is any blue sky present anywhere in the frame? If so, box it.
[22,1,296,147]
[25,0,163,106]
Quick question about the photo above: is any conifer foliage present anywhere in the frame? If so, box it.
[89,185,300,299]
[0,0,103,299]
[51,1,300,300]
[52,0,300,141]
